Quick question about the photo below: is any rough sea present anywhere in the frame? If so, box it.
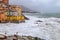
[23,13,60,18]
[0,13,60,40]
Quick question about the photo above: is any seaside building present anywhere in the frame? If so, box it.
[0,0,8,4]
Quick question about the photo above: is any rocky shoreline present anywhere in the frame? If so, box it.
[0,34,44,40]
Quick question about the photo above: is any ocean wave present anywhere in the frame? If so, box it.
[0,15,60,40]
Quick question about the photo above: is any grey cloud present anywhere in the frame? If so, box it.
[9,0,60,13]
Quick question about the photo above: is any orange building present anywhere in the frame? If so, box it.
[0,0,9,13]
[0,0,8,4]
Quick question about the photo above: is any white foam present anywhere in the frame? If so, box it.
[0,15,60,40]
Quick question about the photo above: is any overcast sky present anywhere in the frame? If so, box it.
[9,0,60,13]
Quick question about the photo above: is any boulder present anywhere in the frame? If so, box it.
[36,20,43,22]
[22,14,29,20]
[0,34,7,39]
[24,16,29,20]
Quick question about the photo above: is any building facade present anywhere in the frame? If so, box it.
[0,0,8,4]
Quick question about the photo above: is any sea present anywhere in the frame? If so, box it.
[23,13,60,18]
[23,13,60,40]
[0,13,60,40]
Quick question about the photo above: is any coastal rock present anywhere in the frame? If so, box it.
[0,35,44,40]
[36,20,43,22]
[22,14,29,20]
[24,16,29,20]
[0,34,7,40]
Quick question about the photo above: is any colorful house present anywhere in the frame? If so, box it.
[0,0,25,23]
[0,0,8,4]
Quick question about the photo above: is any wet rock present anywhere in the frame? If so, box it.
[0,34,7,40]
[34,37,45,40]
[0,35,44,40]
[22,14,29,20]
[24,16,29,20]
[36,20,43,22]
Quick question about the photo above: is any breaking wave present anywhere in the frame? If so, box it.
[0,15,60,40]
